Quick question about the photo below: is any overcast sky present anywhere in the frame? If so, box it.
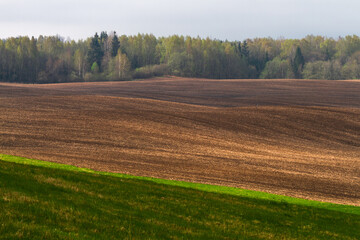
[1,0,359,40]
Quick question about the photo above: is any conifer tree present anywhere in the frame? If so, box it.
[100,31,108,45]
[111,32,120,57]
[242,40,249,58]
[292,46,305,78]
[87,33,103,70]
[237,42,242,56]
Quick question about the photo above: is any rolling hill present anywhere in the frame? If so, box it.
[1,77,359,205]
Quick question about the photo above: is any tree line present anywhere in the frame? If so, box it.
[2,33,360,83]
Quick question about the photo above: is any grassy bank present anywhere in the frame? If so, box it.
[0,154,359,239]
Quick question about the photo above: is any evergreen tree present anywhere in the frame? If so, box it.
[87,33,103,70]
[100,31,109,54]
[4,33,360,83]
[100,31,108,44]
[292,46,305,78]
[111,32,120,57]
[29,36,39,82]
[237,42,242,56]
[242,40,249,58]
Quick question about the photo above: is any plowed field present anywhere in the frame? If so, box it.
[1,77,359,205]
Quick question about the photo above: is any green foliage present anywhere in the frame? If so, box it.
[342,51,360,79]
[320,38,337,60]
[168,51,189,76]
[260,57,293,79]
[280,39,300,59]
[300,35,327,62]
[303,60,343,80]
[3,33,360,83]
[0,154,359,239]
[74,48,86,78]
[111,32,120,57]
[303,61,329,79]
[106,51,131,80]
[247,38,277,77]
[91,62,99,74]
[87,33,103,70]
[133,64,169,79]
[242,40,249,58]
[292,47,305,78]
[336,35,360,63]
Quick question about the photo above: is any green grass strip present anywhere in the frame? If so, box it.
[1,153,360,239]
[0,153,359,215]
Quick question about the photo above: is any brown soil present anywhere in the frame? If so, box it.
[1,77,359,205]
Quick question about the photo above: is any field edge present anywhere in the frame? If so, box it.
[1,153,359,215]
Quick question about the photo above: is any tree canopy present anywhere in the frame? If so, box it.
[1,33,360,83]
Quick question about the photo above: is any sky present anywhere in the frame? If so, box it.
[1,0,360,41]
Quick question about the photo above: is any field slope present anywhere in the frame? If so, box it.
[1,155,359,239]
[0,78,359,205]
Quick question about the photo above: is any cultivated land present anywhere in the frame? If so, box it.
[0,77,359,205]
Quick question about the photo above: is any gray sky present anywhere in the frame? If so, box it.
[1,0,359,40]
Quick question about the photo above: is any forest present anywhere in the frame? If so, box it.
[1,32,360,83]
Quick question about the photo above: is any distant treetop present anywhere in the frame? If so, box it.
[1,33,360,83]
